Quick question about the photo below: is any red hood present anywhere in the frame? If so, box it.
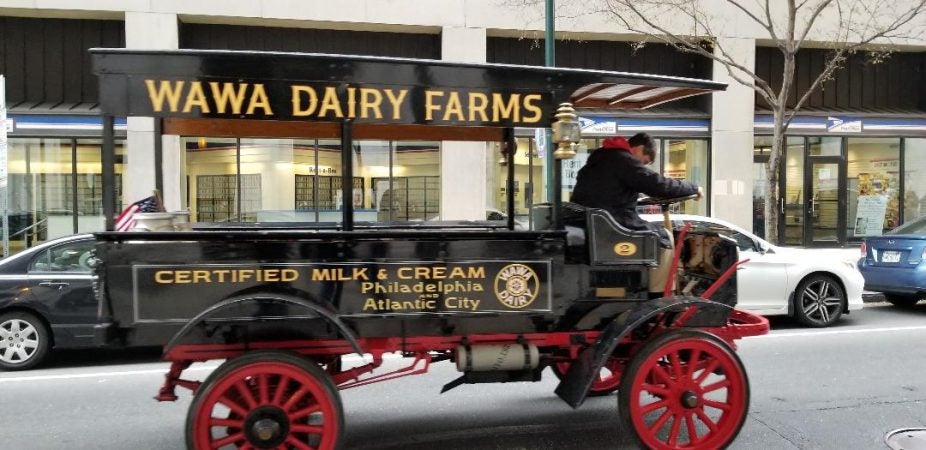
[601,136,631,152]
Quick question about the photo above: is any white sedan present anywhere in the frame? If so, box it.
[642,214,865,327]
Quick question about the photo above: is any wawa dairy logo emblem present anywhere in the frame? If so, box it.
[494,264,540,309]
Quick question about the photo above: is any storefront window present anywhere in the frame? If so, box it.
[809,137,841,156]
[664,139,708,215]
[783,137,805,245]
[846,137,900,238]
[183,137,438,224]
[903,138,926,223]
[5,137,124,254]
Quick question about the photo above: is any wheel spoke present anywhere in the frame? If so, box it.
[695,408,718,434]
[258,373,270,405]
[217,395,249,417]
[685,412,700,446]
[702,378,731,394]
[667,413,682,447]
[285,435,315,450]
[235,380,258,409]
[819,305,830,322]
[641,383,670,397]
[694,358,719,384]
[647,408,673,434]
[271,375,290,406]
[282,387,309,412]
[289,404,323,421]
[290,424,325,435]
[703,399,732,412]
[653,364,675,386]
[640,399,669,415]
[817,282,830,299]
[14,347,32,360]
[686,349,702,379]
[823,296,842,306]
[209,418,243,429]
[210,431,245,449]
[21,338,38,349]
[803,302,821,316]
[9,321,21,334]
[803,289,820,302]
[669,351,683,378]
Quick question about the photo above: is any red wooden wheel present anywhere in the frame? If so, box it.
[552,356,624,396]
[619,330,748,449]
[186,351,343,450]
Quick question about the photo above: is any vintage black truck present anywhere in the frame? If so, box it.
[90,48,768,450]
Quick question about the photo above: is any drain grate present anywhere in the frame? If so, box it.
[886,428,926,450]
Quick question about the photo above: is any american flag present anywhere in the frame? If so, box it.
[115,196,163,231]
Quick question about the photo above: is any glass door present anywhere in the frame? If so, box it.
[805,159,844,245]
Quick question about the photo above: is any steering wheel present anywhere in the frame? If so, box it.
[637,192,700,207]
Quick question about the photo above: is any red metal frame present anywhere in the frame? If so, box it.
[155,310,768,402]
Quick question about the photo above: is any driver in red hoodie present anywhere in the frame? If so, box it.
[571,133,702,296]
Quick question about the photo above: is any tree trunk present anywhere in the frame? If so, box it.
[763,109,785,245]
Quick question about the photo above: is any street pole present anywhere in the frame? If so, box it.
[544,0,555,203]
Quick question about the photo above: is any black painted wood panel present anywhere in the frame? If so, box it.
[755,47,924,112]
[0,17,124,107]
[180,23,441,60]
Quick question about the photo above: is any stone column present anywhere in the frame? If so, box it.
[124,12,180,209]
[439,26,488,220]
[710,38,756,231]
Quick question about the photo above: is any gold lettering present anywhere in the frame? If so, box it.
[210,82,248,114]
[432,267,446,279]
[522,94,543,123]
[155,271,173,283]
[425,90,444,121]
[182,82,210,113]
[246,84,273,115]
[469,92,489,122]
[397,267,413,279]
[214,270,230,282]
[384,89,408,120]
[174,271,191,283]
[415,267,430,279]
[492,93,520,122]
[363,298,379,311]
[442,91,465,121]
[264,269,279,282]
[318,87,344,118]
[312,269,333,281]
[192,270,211,283]
[359,88,384,119]
[281,269,298,282]
[145,79,185,113]
[291,85,318,117]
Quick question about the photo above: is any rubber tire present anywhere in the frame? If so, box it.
[884,293,921,308]
[792,274,845,328]
[618,330,749,450]
[185,350,344,450]
[0,311,51,371]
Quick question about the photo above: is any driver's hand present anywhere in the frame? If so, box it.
[695,186,704,200]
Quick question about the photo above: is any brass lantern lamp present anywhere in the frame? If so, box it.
[551,103,580,160]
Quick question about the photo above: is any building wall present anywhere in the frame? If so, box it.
[1,0,926,233]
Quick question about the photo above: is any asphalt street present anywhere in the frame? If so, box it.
[0,302,923,449]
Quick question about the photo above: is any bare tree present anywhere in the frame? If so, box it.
[511,0,926,243]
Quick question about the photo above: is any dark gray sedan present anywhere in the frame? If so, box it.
[0,234,97,370]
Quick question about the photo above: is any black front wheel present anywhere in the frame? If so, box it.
[0,311,51,371]
[793,274,845,327]
[884,293,921,308]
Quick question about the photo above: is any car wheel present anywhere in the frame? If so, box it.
[0,311,51,371]
[884,293,921,308]
[793,274,845,327]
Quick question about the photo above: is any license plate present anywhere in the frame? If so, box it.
[882,251,901,263]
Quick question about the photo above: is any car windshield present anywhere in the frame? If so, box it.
[888,216,926,235]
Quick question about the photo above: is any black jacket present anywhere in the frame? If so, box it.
[570,148,699,231]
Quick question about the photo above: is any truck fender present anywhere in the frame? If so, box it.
[555,296,732,409]
[163,292,364,356]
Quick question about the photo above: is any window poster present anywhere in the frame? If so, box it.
[854,194,889,236]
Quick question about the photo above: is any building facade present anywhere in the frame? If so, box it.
[0,1,924,254]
